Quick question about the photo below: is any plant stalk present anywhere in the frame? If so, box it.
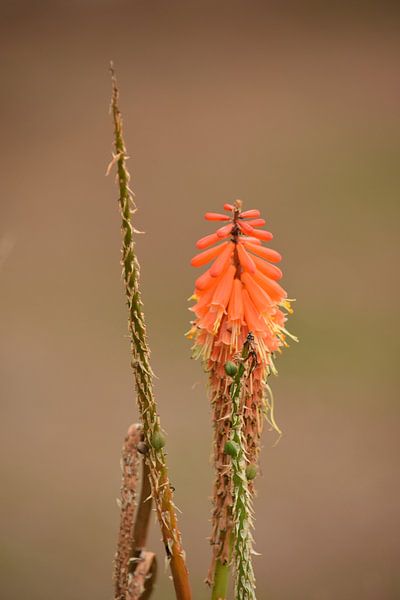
[211,557,231,600]
[110,64,192,600]
[230,342,257,600]
[211,340,257,600]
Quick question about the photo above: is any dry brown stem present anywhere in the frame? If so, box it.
[114,424,156,600]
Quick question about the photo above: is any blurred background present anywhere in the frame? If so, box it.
[1,1,399,598]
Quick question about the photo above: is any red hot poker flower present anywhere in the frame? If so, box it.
[188,200,293,370]
[187,200,295,582]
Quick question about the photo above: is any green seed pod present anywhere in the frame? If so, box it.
[224,361,238,377]
[224,440,239,457]
[245,464,257,480]
[151,431,166,451]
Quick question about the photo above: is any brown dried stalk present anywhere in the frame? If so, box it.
[109,64,192,600]
[114,424,156,600]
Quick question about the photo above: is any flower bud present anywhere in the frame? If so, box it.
[245,464,257,480]
[224,440,239,457]
[224,361,238,377]
[151,431,166,451]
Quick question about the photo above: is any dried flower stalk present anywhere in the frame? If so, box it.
[114,424,142,599]
[114,424,156,600]
[110,65,192,600]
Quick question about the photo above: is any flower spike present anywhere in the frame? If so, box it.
[187,199,296,599]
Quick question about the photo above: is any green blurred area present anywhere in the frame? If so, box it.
[1,1,399,599]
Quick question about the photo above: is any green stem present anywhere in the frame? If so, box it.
[211,559,230,600]
[229,342,257,600]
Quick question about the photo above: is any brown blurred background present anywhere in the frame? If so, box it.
[1,1,400,598]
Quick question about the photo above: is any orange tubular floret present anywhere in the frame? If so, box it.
[196,232,220,249]
[195,269,215,291]
[237,242,256,273]
[241,272,273,315]
[250,229,273,242]
[218,317,234,347]
[224,203,234,211]
[216,223,233,238]
[243,241,282,263]
[240,209,260,219]
[242,289,266,333]
[238,221,255,235]
[240,236,262,245]
[246,218,266,228]
[251,254,283,280]
[191,241,228,267]
[274,308,286,327]
[227,278,244,322]
[210,265,236,310]
[204,212,231,221]
[210,242,234,277]
[194,269,224,300]
[251,270,287,303]
[191,280,220,316]
[198,309,220,333]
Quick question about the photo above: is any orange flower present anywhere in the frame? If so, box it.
[188,200,293,371]
[187,199,295,578]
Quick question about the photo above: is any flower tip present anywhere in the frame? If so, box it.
[238,221,255,235]
[191,241,228,267]
[240,209,261,219]
[216,224,233,238]
[237,242,256,273]
[251,229,273,242]
[196,232,220,249]
[204,212,230,221]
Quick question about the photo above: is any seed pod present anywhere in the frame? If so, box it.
[224,361,238,377]
[151,431,166,451]
[245,464,257,480]
[224,440,239,457]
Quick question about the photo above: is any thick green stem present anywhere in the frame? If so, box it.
[214,341,257,600]
[211,559,230,600]
[110,64,191,600]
